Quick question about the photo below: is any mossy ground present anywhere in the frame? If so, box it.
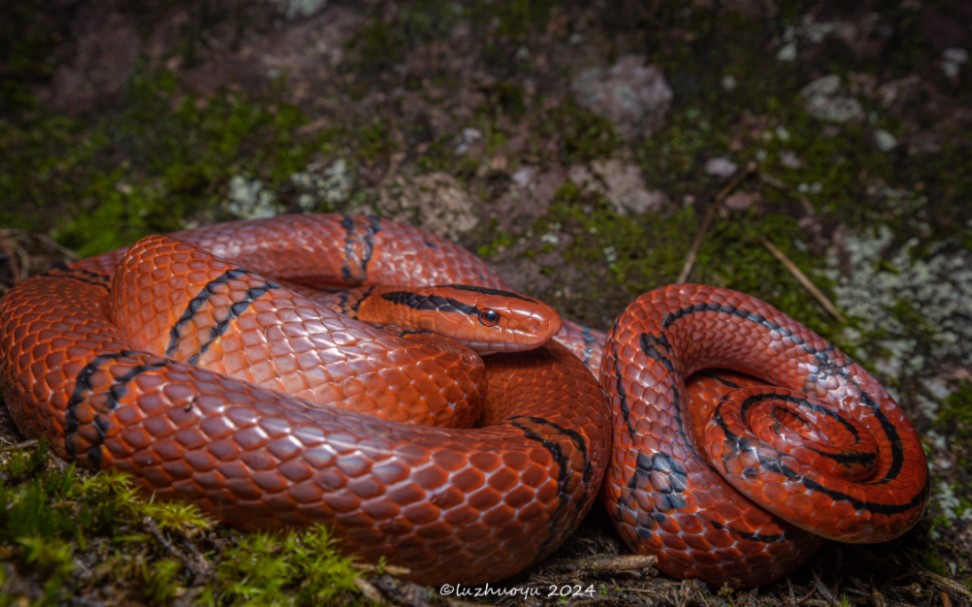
[0,442,361,606]
[1,1,970,605]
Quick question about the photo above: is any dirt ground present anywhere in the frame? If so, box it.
[1,1,971,605]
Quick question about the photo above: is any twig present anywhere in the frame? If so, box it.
[923,571,972,600]
[354,577,392,606]
[812,571,840,606]
[870,583,887,607]
[0,439,39,453]
[0,230,22,284]
[353,562,412,577]
[677,161,758,284]
[758,170,829,251]
[545,553,657,573]
[143,516,207,578]
[759,171,816,217]
[760,237,846,323]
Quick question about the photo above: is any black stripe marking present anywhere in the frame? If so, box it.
[712,394,925,516]
[510,418,573,499]
[339,214,355,281]
[187,282,275,364]
[581,326,597,367]
[350,285,378,316]
[511,415,593,484]
[336,290,351,315]
[639,332,675,375]
[808,447,877,467]
[739,392,862,440]
[710,519,786,543]
[443,284,538,304]
[693,369,742,389]
[509,417,578,560]
[638,332,703,459]
[628,451,688,511]
[65,350,166,467]
[665,301,921,508]
[166,269,250,356]
[663,302,829,357]
[46,267,111,289]
[738,392,878,467]
[622,450,693,545]
[165,269,278,362]
[339,214,381,282]
[616,323,705,481]
[611,350,637,439]
[381,291,478,316]
[801,474,929,515]
[862,392,906,484]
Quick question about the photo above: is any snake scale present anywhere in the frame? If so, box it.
[0,213,928,588]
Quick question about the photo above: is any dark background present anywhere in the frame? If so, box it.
[1,1,970,605]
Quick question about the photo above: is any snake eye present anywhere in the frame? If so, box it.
[478,309,500,327]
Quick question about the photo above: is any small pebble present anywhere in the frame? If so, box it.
[704,157,738,178]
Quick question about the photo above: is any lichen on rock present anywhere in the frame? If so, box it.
[364,172,479,240]
[570,55,673,140]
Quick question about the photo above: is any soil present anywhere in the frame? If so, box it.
[1,1,970,605]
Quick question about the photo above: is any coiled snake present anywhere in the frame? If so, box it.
[0,213,928,588]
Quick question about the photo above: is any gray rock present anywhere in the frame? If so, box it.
[570,55,673,140]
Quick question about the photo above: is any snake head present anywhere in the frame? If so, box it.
[365,284,562,354]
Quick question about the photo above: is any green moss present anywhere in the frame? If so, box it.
[0,1,59,114]
[696,211,838,336]
[526,183,692,324]
[0,443,362,606]
[480,81,528,119]
[534,182,839,334]
[468,0,555,41]
[0,71,331,257]
[17,536,75,604]
[539,101,620,164]
[465,0,556,69]
[202,526,359,607]
[137,557,184,605]
[632,1,950,243]
[475,221,517,258]
[543,183,688,287]
[354,21,407,73]
[637,107,729,199]
[352,1,461,74]
[354,117,396,164]
[939,382,972,443]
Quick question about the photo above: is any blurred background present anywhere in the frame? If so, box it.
[0,1,969,605]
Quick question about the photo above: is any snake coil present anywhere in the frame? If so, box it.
[0,214,928,588]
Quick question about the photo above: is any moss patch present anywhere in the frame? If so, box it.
[0,442,361,606]
[0,72,327,257]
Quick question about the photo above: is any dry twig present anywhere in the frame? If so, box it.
[545,553,658,574]
[142,516,208,578]
[355,577,392,606]
[0,439,39,453]
[923,571,972,602]
[677,161,759,284]
[760,236,846,323]
[0,230,23,286]
[354,562,412,577]
[812,571,840,606]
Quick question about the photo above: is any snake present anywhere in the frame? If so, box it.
[0,213,929,588]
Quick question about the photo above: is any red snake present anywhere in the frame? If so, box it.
[0,213,928,588]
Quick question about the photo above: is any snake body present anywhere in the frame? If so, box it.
[602,287,929,588]
[0,213,928,588]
